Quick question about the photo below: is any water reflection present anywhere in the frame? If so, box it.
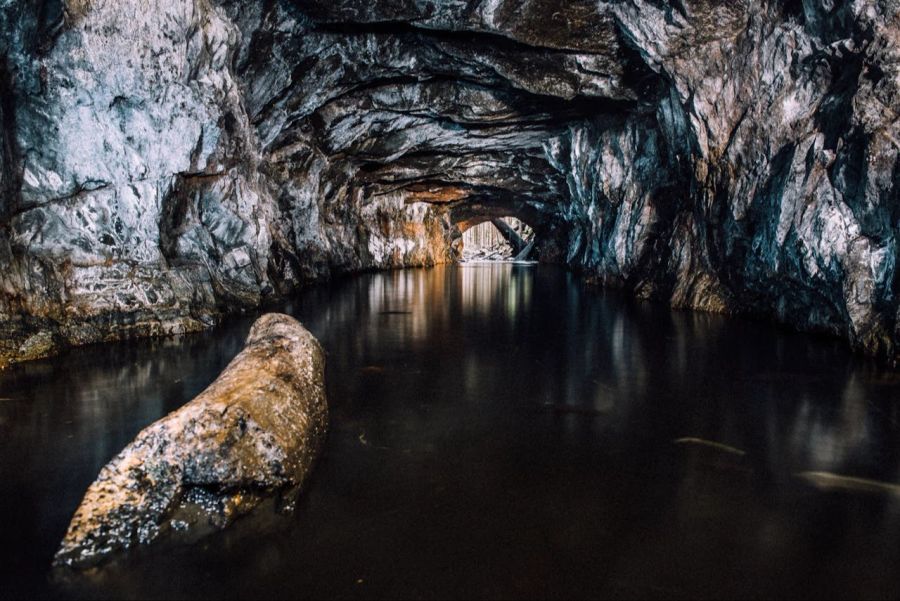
[2,264,900,599]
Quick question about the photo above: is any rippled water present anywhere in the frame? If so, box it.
[2,264,900,599]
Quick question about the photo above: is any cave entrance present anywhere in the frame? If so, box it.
[450,200,566,265]
[460,217,535,262]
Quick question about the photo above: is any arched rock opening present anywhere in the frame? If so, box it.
[450,200,567,263]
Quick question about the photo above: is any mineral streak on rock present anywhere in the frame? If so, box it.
[0,0,898,361]
[53,313,328,568]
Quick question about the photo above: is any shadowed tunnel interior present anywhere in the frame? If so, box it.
[250,5,655,265]
[1,1,900,598]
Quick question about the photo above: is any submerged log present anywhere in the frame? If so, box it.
[54,313,328,568]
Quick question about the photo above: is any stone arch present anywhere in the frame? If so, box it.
[450,200,544,233]
[448,197,569,263]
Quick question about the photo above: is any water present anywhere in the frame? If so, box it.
[2,264,900,600]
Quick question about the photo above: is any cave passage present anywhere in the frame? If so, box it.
[1,0,900,599]
[6,0,898,364]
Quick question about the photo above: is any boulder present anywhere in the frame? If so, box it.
[53,313,328,568]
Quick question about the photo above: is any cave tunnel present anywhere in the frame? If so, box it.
[2,0,900,599]
[247,1,659,278]
[5,0,895,359]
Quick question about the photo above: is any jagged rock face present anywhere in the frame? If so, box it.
[0,0,897,363]
[562,1,900,356]
[54,313,328,568]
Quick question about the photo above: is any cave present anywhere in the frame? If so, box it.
[2,1,900,599]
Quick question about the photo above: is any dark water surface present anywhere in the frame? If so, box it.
[3,264,900,599]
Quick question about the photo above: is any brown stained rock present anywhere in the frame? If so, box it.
[53,313,328,568]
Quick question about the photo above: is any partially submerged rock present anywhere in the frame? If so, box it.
[54,313,328,568]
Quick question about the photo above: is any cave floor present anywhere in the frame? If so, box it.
[2,264,900,599]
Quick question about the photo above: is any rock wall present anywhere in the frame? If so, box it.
[559,1,900,356]
[0,0,897,363]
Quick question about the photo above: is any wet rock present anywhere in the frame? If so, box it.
[15,330,59,362]
[0,0,898,360]
[53,313,328,568]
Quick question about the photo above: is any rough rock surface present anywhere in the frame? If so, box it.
[0,1,898,360]
[54,313,328,568]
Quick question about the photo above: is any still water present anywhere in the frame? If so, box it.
[2,264,900,599]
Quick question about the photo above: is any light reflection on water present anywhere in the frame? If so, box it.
[1,264,900,599]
